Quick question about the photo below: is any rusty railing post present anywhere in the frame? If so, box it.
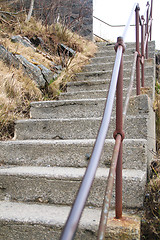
[114,37,125,219]
[150,0,153,41]
[146,1,150,59]
[141,15,145,87]
[135,4,140,95]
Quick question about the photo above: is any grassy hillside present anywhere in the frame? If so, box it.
[0,2,97,140]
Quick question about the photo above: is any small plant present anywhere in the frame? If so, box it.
[142,159,160,240]
[155,80,160,94]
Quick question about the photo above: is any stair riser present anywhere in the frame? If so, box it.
[0,140,147,170]
[76,66,154,81]
[95,50,154,58]
[95,49,135,57]
[91,51,155,64]
[96,44,157,53]
[84,59,154,72]
[0,171,146,208]
[59,89,136,100]
[30,95,150,119]
[90,55,132,64]
[0,223,61,240]
[96,41,155,51]
[0,201,141,240]
[15,116,148,140]
[84,62,132,72]
[67,77,154,93]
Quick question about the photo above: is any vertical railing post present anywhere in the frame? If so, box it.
[141,15,145,87]
[114,37,125,219]
[146,1,150,59]
[135,4,140,95]
[150,0,153,41]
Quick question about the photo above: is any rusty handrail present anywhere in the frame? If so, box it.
[123,51,138,123]
[98,1,153,239]
[97,134,122,239]
[60,1,153,240]
[136,0,153,94]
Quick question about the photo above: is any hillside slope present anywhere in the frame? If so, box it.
[0,4,97,140]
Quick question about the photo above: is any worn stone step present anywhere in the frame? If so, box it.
[15,115,148,140]
[96,41,155,51]
[0,201,141,240]
[59,88,136,100]
[0,139,147,171]
[83,61,133,72]
[0,166,146,208]
[84,58,154,73]
[76,66,154,81]
[30,95,152,119]
[67,76,154,93]
[90,54,135,64]
[95,48,155,59]
[95,48,135,58]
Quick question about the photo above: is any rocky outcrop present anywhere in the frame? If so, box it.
[11,35,35,50]
[0,36,66,88]
[15,54,47,87]
[0,45,19,68]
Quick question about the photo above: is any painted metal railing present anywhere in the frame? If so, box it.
[60,1,153,239]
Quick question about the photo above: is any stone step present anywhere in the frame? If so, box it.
[0,139,147,171]
[96,41,155,51]
[83,61,133,72]
[67,76,154,93]
[30,95,151,119]
[59,89,136,100]
[0,166,146,208]
[95,48,135,57]
[84,58,154,73]
[0,201,141,239]
[14,115,148,140]
[95,49,154,59]
[76,66,154,81]
[90,54,135,64]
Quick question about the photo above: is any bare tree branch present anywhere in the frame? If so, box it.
[25,0,34,22]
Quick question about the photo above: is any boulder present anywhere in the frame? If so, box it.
[0,45,19,68]
[11,35,35,50]
[38,64,55,84]
[15,55,46,88]
[58,43,76,57]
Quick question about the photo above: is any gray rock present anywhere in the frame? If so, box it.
[58,43,76,57]
[15,55,46,87]
[11,35,35,50]
[38,64,54,84]
[0,45,19,68]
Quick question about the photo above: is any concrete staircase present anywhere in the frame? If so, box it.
[0,41,156,239]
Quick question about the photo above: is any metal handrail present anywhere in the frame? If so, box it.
[123,51,138,123]
[93,15,135,28]
[60,42,123,240]
[60,1,153,239]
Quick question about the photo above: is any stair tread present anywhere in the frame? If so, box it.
[0,138,147,144]
[0,200,140,229]
[76,65,153,76]
[0,166,146,180]
[16,114,149,123]
[68,75,153,85]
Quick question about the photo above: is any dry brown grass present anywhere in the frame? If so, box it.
[0,61,42,140]
[0,4,97,140]
[142,159,160,240]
